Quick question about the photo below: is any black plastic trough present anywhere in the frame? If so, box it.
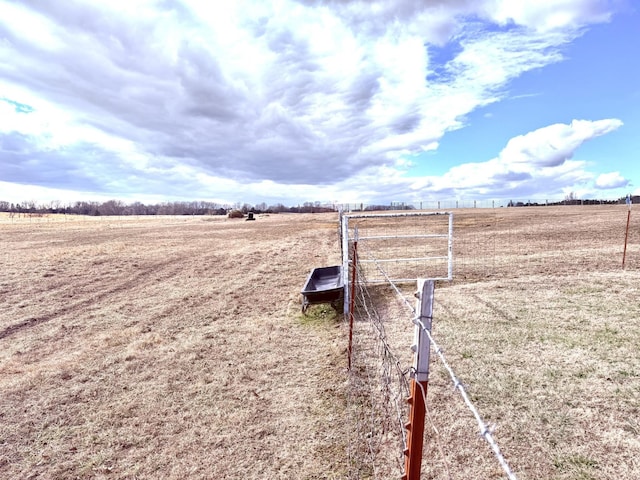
[300,265,344,314]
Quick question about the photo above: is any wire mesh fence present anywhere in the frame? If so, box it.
[343,204,640,478]
[345,255,520,478]
[451,205,640,281]
[346,258,413,479]
[341,212,453,290]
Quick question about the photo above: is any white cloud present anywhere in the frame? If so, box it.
[0,0,625,205]
[398,118,624,202]
[0,2,65,51]
[498,119,623,167]
[487,0,612,31]
[594,171,629,189]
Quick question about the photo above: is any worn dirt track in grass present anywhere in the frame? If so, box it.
[0,213,348,479]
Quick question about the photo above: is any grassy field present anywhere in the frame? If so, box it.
[1,206,639,479]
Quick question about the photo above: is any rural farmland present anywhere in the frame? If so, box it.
[1,206,639,479]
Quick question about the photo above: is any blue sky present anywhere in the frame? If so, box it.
[0,0,637,207]
[421,8,639,180]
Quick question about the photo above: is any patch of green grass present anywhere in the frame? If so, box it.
[561,285,608,296]
[573,366,596,379]
[298,304,341,326]
[553,454,599,479]
[595,324,620,343]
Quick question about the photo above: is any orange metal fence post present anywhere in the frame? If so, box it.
[403,279,435,480]
[623,201,631,268]
[404,378,428,480]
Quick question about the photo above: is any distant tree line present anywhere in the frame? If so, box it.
[1,195,634,217]
[506,193,633,207]
[0,199,338,217]
[506,199,621,207]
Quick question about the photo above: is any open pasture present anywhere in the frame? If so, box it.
[1,206,639,479]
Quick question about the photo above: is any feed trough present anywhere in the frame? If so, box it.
[300,265,344,314]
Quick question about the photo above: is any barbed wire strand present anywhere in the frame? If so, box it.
[358,241,451,477]
[355,254,411,392]
[357,240,416,314]
[346,239,418,478]
[354,262,410,473]
[413,316,518,480]
[348,268,381,478]
[359,240,519,480]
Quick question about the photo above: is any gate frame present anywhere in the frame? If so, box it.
[340,211,453,313]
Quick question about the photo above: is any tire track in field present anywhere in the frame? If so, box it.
[0,255,195,341]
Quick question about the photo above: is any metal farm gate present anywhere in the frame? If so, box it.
[340,211,453,311]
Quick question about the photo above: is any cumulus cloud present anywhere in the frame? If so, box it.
[595,171,629,189]
[0,0,624,204]
[486,0,613,31]
[498,119,623,167]
[403,118,624,201]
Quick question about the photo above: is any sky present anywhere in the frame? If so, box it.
[0,0,638,207]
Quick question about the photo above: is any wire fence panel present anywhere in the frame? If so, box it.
[453,205,640,280]
[347,275,520,479]
[346,266,414,479]
[341,212,453,298]
[343,204,640,479]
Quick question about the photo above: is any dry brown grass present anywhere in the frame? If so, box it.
[1,206,640,479]
[1,213,347,479]
[355,205,640,479]
[423,269,640,479]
